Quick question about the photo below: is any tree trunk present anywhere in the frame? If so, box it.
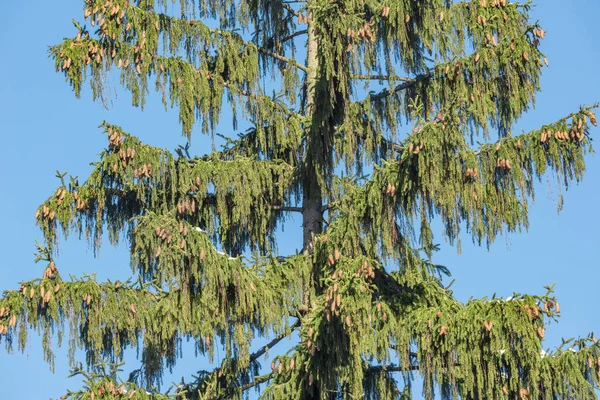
[302,12,325,399]
[302,11,323,254]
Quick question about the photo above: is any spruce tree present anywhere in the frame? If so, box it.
[1,0,599,398]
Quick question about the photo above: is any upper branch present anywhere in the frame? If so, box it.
[90,1,308,73]
[343,0,542,151]
[52,35,304,137]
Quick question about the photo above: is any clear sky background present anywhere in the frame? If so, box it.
[0,1,599,398]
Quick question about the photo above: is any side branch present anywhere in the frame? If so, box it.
[382,103,598,157]
[238,373,273,392]
[368,364,420,373]
[280,29,308,43]
[210,373,274,400]
[272,205,303,213]
[351,75,414,82]
[369,72,430,102]
[282,3,302,18]
[195,67,301,118]
[257,47,308,73]
[249,319,301,363]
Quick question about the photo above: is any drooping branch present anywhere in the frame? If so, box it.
[34,123,297,256]
[347,13,544,145]
[51,36,305,138]
[98,2,309,74]
[0,253,307,384]
[337,105,597,255]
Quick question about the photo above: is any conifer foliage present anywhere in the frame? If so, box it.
[1,0,599,398]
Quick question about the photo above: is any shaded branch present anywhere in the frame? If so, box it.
[272,205,303,213]
[368,72,430,102]
[208,373,274,400]
[321,203,336,212]
[257,47,308,72]
[368,364,420,373]
[238,373,273,392]
[351,75,413,82]
[198,68,300,118]
[282,3,302,18]
[249,319,302,363]
[281,29,308,43]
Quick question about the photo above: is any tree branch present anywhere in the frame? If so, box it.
[368,71,432,102]
[320,203,336,212]
[368,356,463,375]
[272,205,303,213]
[238,373,273,392]
[249,319,302,363]
[369,80,417,101]
[281,29,308,43]
[210,373,274,400]
[257,47,308,73]
[379,103,600,158]
[202,322,300,400]
[351,75,413,81]
[198,69,300,118]
[367,364,420,373]
[282,3,302,18]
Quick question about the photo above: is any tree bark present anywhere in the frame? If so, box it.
[302,11,323,254]
[302,11,326,400]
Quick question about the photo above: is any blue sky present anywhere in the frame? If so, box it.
[0,1,599,398]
